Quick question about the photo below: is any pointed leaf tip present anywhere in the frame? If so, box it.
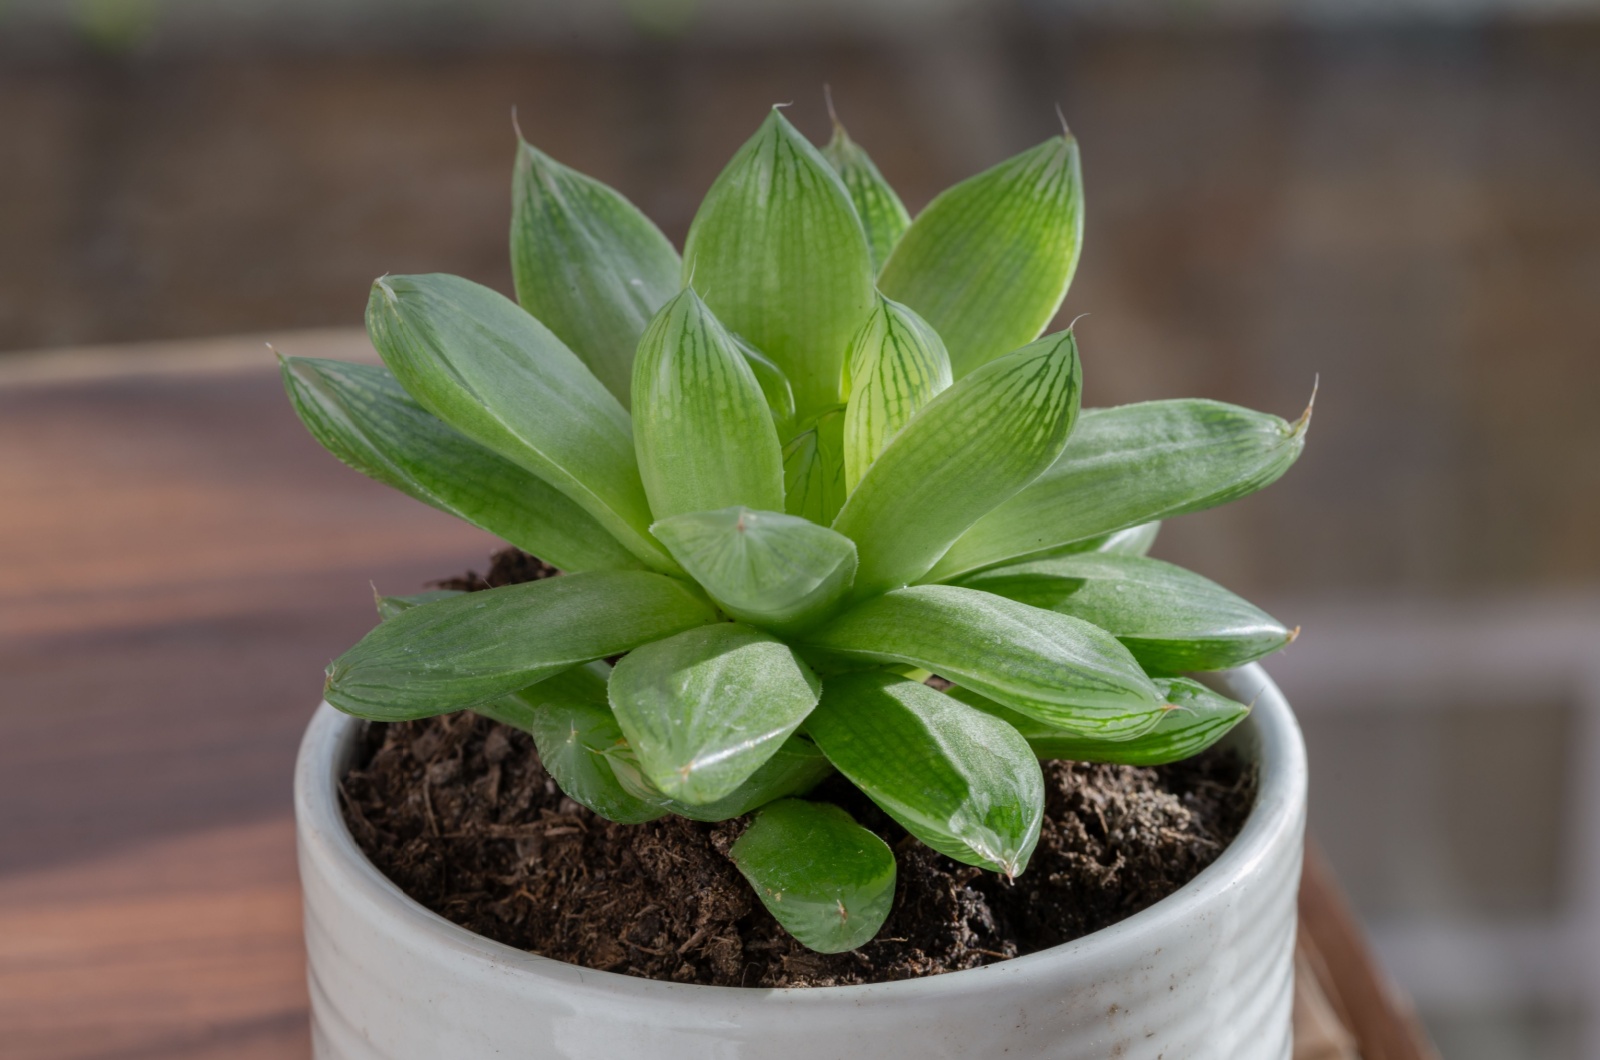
[683,109,875,418]
[511,140,682,406]
[879,136,1084,378]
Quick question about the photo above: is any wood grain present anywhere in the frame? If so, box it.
[0,346,1433,1058]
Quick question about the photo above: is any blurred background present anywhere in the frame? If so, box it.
[2,0,1597,1056]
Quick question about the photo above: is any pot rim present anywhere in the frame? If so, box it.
[296,663,1304,1003]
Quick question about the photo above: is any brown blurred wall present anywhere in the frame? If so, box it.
[2,24,1598,601]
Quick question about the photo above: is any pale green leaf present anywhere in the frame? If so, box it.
[949,677,1250,767]
[631,288,785,520]
[651,507,857,634]
[511,140,681,405]
[822,115,911,273]
[324,570,716,720]
[731,798,896,953]
[841,295,952,492]
[365,273,674,573]
[927,399,1310,582]
[832,330,1081,598]
[682,108,875,418]
[957,552,1293,672]
[805,671,1043,876]
[782,407,848,526]
[800,584,1164,740]
[283,357,639,573]
[878,135,1083,378]
[600,733,833,822]
[608,623,820,803]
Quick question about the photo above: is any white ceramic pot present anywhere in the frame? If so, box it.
[297,664,1306,1059]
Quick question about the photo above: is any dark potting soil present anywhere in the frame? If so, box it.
[340,549,1257,988]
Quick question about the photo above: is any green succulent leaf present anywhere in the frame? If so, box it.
[832,330,1082,598]
[283,357,639,574]
[651,507,858,634]
[373,589,462,622]
[805,671,1043,876]
[632,288,786,519]
[841,295,953,492]
[878,134,1083,379]
[927,398,1311,582]
[682,108,876,419]
[782,407,849,526]
[957,552,1294,673]
[608,623,821,804]
[822,115,911,274]
[324,570,716,720]
[365,273,675,573]
[730,333,796,436]
[508,664,668,824]
[510,140,681,405]
[601,733,834,822]
[800,585,1164,740]
[731,798,896,953]
[1068,521,1162,557]
[949,677,1251,767]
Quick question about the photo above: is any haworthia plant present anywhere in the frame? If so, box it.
[289,100,1308,956]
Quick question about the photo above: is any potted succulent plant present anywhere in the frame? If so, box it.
[286,102,1311,1059]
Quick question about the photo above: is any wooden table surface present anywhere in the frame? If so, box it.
[0,334,1437,1060]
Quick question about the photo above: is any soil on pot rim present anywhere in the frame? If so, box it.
[339,550,1257,988]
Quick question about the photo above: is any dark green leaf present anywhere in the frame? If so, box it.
[822,114,911,274]
[804,671,1042,875]
[800,585,1164,740]
[841,295,952,492]
[324,571,716,720]
[949,677,1251,766]
[366,273,674,573]
[651,507,857,634]
[375,589,462,622]
[957,552,1293,672]
[832,331,1081,598]
[511,140,681,405]
[927,398,1310,582]
[731,798,896,953]
[608,623,821,803]
[631,288,785,520]
[682,108,875,419]
[283,357,639,573]
[782,407,849,526]
[878,135,1083,378]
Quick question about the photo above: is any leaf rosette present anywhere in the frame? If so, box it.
[284,99,1309,955]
